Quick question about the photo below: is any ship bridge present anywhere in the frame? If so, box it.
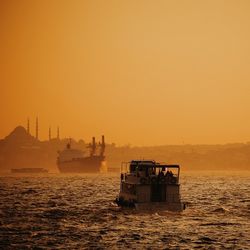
[58,148,85,162]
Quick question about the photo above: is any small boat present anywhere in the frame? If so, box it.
[115,160,186,211]
[11,168,49,174]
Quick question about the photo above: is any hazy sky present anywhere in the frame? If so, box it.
[1,0,250,146]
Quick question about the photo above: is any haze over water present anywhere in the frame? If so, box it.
[0,172,249,249]
[1,0,250,146]
[1,1,250,249]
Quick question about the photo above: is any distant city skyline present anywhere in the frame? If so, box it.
[1,121,250,147]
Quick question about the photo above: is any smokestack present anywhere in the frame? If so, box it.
[49,127,51,141]
[100,135,105,156]
[36,117,38,140]
[57,126,60,140]
[27,117,30,134]
[91,137,96,156]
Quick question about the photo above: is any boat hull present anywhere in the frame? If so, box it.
[134,202,185,211]
[115,196,185,211]
[57,156,105,173]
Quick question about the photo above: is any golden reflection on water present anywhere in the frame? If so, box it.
[0,172,249,249]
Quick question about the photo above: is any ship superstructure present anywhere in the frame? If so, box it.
[57,136,105,173]
[115,160,185,211]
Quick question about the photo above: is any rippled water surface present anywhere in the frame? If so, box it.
[0,172,249,249]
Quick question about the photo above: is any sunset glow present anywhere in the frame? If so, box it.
[1,0,250,145]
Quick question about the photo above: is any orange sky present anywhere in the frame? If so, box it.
[0,0,250,146]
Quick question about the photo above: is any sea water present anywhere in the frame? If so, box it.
[0,172,249,249]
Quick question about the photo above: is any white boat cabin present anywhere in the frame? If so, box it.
[116,160,185,211]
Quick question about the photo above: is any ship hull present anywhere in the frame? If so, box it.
[57,156,105,173]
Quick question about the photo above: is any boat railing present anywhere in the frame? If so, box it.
[121,161,130,174]
[120,161,181,184]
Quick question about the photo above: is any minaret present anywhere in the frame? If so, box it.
[49,127,51,141]
[57,126,60,140]
[27,117,30,134]
[36,117,38,140]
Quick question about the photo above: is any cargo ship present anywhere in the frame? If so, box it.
[57,136,105,173]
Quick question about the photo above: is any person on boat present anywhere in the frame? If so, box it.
[159,170,164,177]
[152,168,156,175]
[165,170,171,183]
[165,170,170,177]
